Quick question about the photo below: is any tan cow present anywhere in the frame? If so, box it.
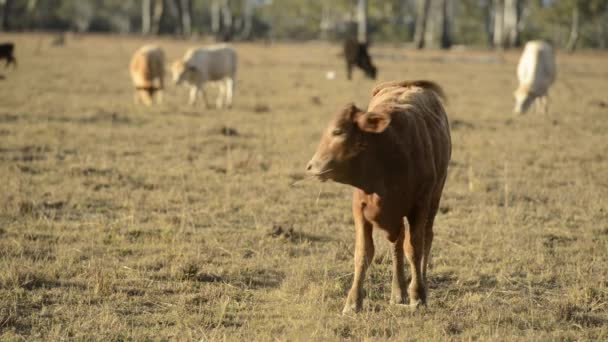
[129,45,165,106]
[306,80,451,313]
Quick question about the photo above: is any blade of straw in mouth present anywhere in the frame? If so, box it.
[315,187,322,206]
[289,169,333,187]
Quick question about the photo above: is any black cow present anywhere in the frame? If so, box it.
[0,43,16,68]
[343,38,376,80]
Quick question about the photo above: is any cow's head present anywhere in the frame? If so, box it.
[306,103,390,184]
[171,60,196,85]
[513,86,534,114]
[359,45,377,80]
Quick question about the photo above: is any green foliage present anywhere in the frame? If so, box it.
[0,0,607,48]
[524,0,608,48]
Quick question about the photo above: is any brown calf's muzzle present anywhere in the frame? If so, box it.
[305,154,334,181]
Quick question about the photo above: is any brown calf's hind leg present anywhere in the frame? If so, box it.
[422,206,439,289]
[343,200,374,314]
[422,180,446,291]
[389,223,407,305]
[405,208,428,308]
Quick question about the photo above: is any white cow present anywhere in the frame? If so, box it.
[514,40,556,114]
[171,44,237,108]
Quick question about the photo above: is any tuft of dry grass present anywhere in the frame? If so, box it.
[0,33,607,340]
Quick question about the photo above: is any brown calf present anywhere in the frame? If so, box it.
[306,80,451,313]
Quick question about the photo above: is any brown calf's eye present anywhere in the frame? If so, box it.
[332,128,344,136]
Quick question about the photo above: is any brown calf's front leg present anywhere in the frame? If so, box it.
[405,209,428,308]
[343,200,374,314]
[389,224,407,305]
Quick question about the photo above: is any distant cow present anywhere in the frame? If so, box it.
[0,43,17,68]
[514,40,556,114]
[343,38,377,80]
[306,80,451,313]
[129,45,165,106]
[171,44,237,109]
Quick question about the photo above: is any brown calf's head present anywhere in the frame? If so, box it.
[306,103,390,184]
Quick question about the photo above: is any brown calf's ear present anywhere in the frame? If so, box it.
[354,111,391,133]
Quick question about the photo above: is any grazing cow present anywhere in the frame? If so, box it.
[514,40,556,114]
[0,43,17,68]
[129,45,165,106]
[171,44,237,108]
[306,80,451,313]
[343,38,377,80]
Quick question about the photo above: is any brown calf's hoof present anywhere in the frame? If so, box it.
[408,299,426,311]
[390,294,406,305]
[342,302,361,315]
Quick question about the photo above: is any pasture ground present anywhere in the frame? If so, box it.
[0,34,607,340]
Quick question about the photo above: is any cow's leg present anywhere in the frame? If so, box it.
[225,78,234,109]
[346,62,353,81]
[389,223,407,305]
[140,89,152,106]
[422,206,439,285]
[541,95,549,114]
[343,198,374,314]
[200,85,211,109]
[216,82,226,109]
[405,206,428,308]
[189,86,198,105]
[157,77,164,104]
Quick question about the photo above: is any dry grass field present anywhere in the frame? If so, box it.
[0,33,607,341]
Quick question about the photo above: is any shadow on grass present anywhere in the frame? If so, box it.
[194,268,285,290]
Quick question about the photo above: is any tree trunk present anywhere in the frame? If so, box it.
[493,0,504,49]
[356,0,368,44]
[142,0,152,34]
[151,0,164,35]
[566,6,580,53]
[413,0,431,49]
[175,0,191,36]
[221,0,233,40]
[483,0,493,46]
[598,14,606,49]
[1,0,13,31]
[440,0,452,49]
[503,0,519,48]
[211,0,221,34]
[241,0,253,40]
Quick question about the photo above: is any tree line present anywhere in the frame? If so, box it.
[1,0,607,50]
